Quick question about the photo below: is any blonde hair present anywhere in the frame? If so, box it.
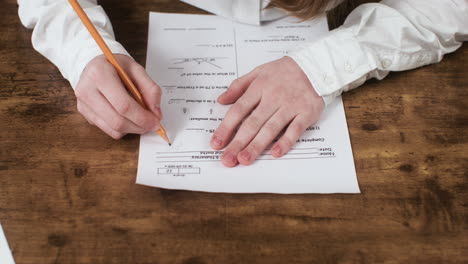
[268,0,333,20]
[268,0,379,29]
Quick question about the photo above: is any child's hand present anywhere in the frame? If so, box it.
[75,55,162,139]
[210,57,324,167]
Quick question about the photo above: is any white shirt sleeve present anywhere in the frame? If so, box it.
[289,0,468,106]
[17,0,130,88]
[180,0,288,25]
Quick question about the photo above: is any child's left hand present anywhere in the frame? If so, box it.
[210,57,325,167]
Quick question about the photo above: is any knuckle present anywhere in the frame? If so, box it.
[291,124,304,135]
[110,117,126,132]
[232,99,250,113]
[281,136,295,148]
[264,119,281,132]
[110,131,124,140]
[226,107,243,121]
[247,144,260,156]
[230,103,242,113]
[291,123,306,136]
[115,101,131,115]
[242,115,260,131]
[220,118,236,132]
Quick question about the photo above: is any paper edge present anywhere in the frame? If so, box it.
[0,224,15,264]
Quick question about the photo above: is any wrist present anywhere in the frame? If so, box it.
[72,42,130,89]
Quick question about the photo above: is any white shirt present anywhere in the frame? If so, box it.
[17,0,468,106]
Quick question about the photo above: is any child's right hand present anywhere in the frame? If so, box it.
[75,55,162,139]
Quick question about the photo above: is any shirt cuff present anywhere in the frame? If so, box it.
[288,27,376,106]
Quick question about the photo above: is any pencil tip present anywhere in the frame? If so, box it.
[168,143,172,146]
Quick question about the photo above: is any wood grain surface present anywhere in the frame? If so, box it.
[0,0,467,263]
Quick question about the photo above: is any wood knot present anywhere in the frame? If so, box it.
[399,164,414,173]
[48,233,68,247]
[182,256,206,264]
[74,166,88,178]
[361,123,378,131]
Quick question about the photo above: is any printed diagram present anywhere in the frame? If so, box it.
[171,57,228,69]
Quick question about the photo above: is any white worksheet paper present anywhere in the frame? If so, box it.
[137,12,360,193]
[0,224,15,264]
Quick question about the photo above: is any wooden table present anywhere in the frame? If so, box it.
[1,1,467,263]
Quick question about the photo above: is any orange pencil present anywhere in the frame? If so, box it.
[68,0,171,145]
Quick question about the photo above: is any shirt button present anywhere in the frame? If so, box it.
[381,59,392,69]
[345,62,354,73]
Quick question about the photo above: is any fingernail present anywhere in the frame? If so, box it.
[211,135,223,147]
[271,145,281,157]
[222,152,237,164]
[239,151,251,161]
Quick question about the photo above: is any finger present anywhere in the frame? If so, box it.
[271,114,317,158]
[211,84,262,150]
[77,101,125,139]
[125,61,162,118]
[97,64,160,131]
[237,108,295,165]
[220,102,277,167]
[79,87,147,135]
[218,67,260,105]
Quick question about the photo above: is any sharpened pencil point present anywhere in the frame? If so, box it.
[168,143,172,146]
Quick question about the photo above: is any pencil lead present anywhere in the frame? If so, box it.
[168,143,172,146]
